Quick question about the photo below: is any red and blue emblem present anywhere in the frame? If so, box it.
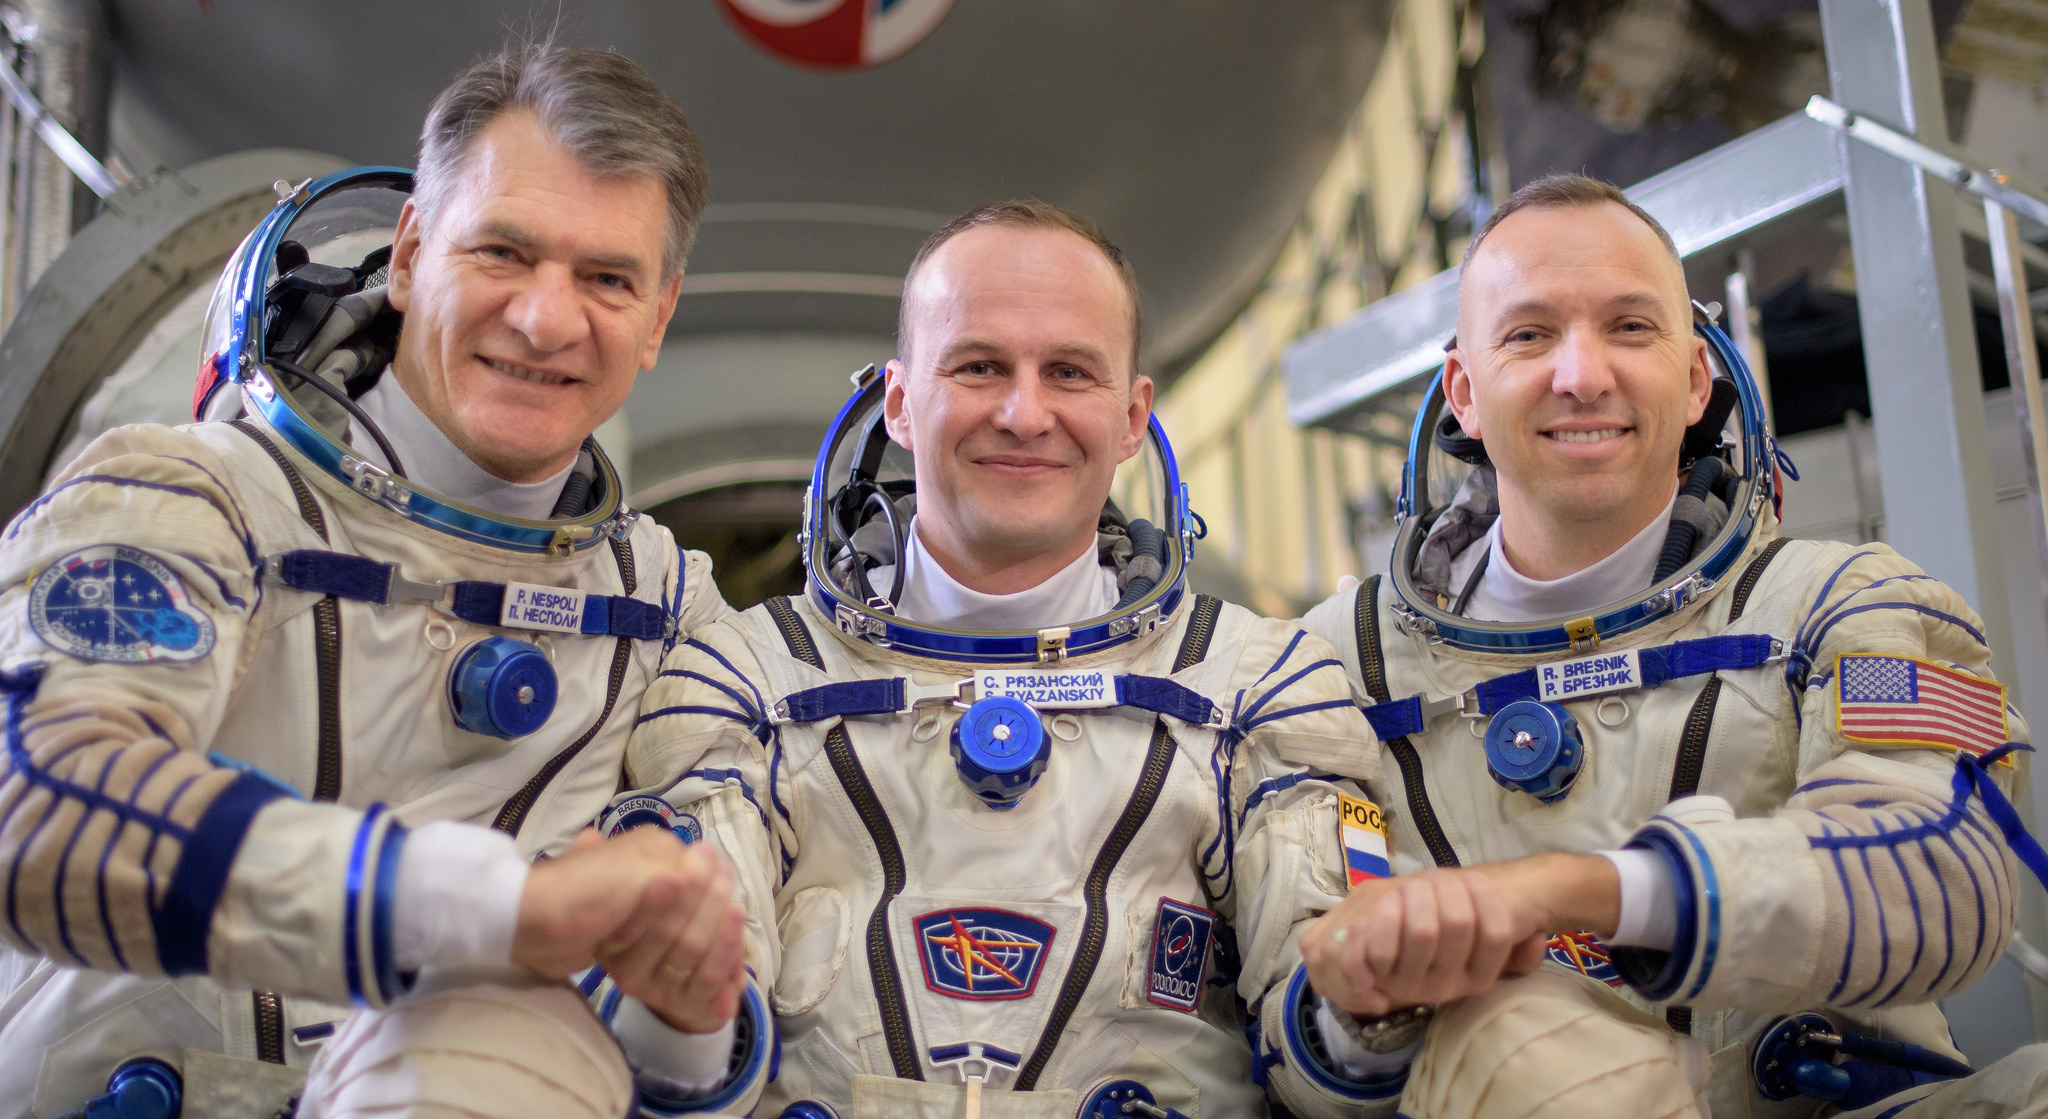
[715,0,957,70]
[914,908,1054,1001]
[1148,898,1216,1013]
[1544,931,1624,987]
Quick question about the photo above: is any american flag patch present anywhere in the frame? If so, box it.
[1836,654,2010,759]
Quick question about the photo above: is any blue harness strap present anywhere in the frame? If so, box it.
[771,673,1220,726]
[1363,634,1781,739]
[1116,675,1220,726]
[1959,743,2048,888]
[265,549,669,640]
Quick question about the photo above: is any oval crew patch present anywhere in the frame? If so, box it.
[30,545,216,664]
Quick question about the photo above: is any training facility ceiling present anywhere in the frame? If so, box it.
[105,0,1392,377]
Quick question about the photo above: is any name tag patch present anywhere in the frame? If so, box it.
[501,581,588,634]
[1340,792,1391,888]
[976,668,1114,709]
[1147,898,1216,1013]
[1537,648,1642,701]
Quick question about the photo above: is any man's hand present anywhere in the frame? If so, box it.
[512,829,750,1033]
[1300,854,1621,1017]
[593,846,750,1034]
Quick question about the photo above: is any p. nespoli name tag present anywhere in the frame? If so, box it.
[976,668,1115,708]
[1537,648,1642,701]
[501,581,588,634]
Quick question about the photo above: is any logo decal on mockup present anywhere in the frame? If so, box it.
[914,908,1054,1001]
[1147,898,1216,1013]
[715,0,956,70]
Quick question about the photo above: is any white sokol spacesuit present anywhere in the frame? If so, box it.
[571,371,1404,1119]
[1299,308,2048,1118]
[0,170,726,1119]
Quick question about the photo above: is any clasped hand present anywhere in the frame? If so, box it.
[1300,866,1555,1018]
[513,827,750,1035]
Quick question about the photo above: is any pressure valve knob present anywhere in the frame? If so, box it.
[448,636,557,739]
[1484,699,1584,803]
[81,1057,182,1119]
[951,695,1050,809]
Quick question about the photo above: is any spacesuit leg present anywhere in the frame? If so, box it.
[1824,1044,2048,1118]
[297,965,633,1119]
[1399,968,1708,1119]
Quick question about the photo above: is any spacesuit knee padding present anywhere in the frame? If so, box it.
[1403,970,1705,1119]
[298,973,634,1119]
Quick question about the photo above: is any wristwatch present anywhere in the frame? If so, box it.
[1316,996,1435,1054]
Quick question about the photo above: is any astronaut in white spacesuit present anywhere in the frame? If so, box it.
[0,45,753,1119]
[529,199,1409,1119]
[1295,173,2048,1118]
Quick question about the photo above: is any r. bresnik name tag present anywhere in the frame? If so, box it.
[975,668,1116,708]
[500,581,588,633]
[1536,648,1642,701]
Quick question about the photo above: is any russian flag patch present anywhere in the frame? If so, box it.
[1340,792,1390,888]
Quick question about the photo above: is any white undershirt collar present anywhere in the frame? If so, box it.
[346,370,575,522]
[873,516,1120,630]
[1451,490,1678,624]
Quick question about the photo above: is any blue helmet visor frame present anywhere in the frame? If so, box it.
[801,370,1194,664]
[1385,310,1779,654]
[203,166,634,555]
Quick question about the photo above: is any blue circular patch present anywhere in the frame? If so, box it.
[29,546,216,664]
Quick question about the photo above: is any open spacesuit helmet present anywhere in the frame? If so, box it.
[801,365,1197,664]
[192,166,634,555]
[1387,304,1783,654]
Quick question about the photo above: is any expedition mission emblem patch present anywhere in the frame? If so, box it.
[1147,897,1216,1013]
[1545,931,1625,987]
[30,545,215,664]
[914,908,1054,1001]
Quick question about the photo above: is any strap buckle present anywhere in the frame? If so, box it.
[337,454,411,513]
[384,571,457,614]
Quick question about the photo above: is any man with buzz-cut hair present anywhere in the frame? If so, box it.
[339,197,1406,1117]
[0,42,751,1119]
[1294,172,2048,1117]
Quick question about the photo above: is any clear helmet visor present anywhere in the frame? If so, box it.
[803,370,1193,662]
[198,173,411,420]
[1388,308,1778,652]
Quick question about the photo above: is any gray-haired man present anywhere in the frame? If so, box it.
[0,44,745,1119]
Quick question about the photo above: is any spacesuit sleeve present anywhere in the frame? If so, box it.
[1610,543,2028,1014]
[0,425,409,1007]
[596,616,786,1115]
[1211,619,1404,1116]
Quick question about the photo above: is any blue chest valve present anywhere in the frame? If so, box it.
[448,636,557,739]
[951,695,1050,810]
[1484,699,1584,803]
[1079,1080,1189,1119]
[59,1057,182,1119]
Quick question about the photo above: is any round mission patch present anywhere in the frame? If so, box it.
[30,545,216,664]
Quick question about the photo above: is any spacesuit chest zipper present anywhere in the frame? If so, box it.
[1015,594,1222,1091]
[228,419,340,1065]
[492,535,637,836]
[1358,577,1459,868]
[764,596,923,1081]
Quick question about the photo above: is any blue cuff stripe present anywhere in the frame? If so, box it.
[343,804,386,1005]
[152,772,286,975]
[372,819,409,1003]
